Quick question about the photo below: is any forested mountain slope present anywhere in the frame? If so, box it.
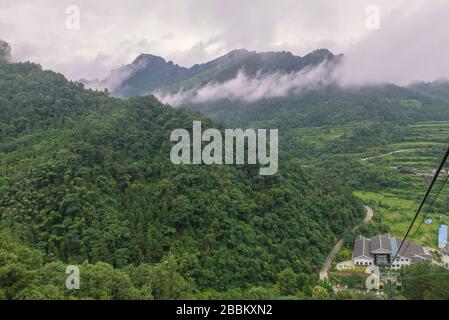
[0,61,364,298]
[184,84,449,158]
[409,80,449,102]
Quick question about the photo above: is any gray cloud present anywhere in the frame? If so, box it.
[1,0,448,87]
[0,0,400,80]
[337,0,449,85]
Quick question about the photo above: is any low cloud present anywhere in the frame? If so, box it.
[82,55,151,91]
[0,0,398,80]
[2,0,448,89]
[155,62,334,105]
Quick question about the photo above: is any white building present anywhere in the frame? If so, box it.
[352,235,432,270]
[352,236,374,266]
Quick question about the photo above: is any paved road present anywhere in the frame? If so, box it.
[361,150,408,161]
[319,205,374,280]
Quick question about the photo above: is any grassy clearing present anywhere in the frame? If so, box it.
[353,189,446,247]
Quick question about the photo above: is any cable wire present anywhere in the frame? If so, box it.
[410,171,449,239]
[389,145,449,269]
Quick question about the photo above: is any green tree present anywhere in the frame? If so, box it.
[277,268,298,295]
[401,263,449,300]
[311,285,329,300]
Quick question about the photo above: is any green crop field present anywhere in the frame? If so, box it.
[296,120,449,248]
[353,121,449,247]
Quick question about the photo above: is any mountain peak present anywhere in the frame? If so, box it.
[304,48,335,59]
[228,48,250,55]
[132,53,166,66]
[217,48,252,61]
[86,47,341,98]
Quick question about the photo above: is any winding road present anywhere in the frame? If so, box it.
[361,150,408,161]
[319,205,374,280]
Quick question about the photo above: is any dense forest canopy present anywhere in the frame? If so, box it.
[0,61,365,299]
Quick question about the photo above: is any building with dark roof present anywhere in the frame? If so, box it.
[352,235,432,269]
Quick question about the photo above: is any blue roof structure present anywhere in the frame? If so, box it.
[390,237,398,256]
[438,224,448,248]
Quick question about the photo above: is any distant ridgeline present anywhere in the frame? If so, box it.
[81,48,341,98]
[0,60,364,297]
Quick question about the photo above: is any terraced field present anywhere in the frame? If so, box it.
[355,121,449,247]
[291,120,449,247]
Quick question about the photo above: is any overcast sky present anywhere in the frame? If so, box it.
[1,0,448,84]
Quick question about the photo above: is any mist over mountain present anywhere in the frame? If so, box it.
[82,48,342,100]
[81,53,189,97]
[408,80,449,102]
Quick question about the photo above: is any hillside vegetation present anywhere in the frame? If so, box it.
[181,81,449,248]
[0,61,364,299]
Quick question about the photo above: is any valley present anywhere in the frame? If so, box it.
[2,0,449,303]
[2,42,449,300]
[298,120,449,246]
[279,119,449,248]
[178,82,449,266]
[354,121,449,247]
[82,48,449,299]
